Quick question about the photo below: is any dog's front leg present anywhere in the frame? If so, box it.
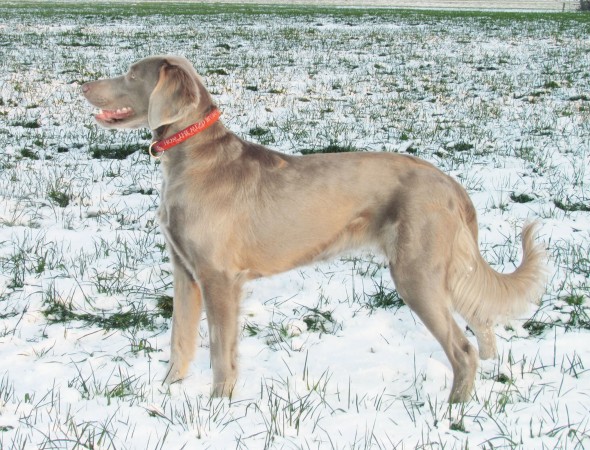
[199,271,242,397]
[165,261,203,384]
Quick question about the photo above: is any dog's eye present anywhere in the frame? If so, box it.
[128,72,137,81]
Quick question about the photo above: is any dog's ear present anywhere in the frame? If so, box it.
[148,61,199,130]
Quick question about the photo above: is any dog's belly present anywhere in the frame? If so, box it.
[236,203,380,278]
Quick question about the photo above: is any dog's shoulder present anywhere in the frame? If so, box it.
[240,140,291,170]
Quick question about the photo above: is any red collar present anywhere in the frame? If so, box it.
[149,108,221,158]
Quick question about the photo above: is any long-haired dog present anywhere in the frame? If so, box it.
[83,55,546,402]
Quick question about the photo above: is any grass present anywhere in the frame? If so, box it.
[364,278,405,312]
[554,198,590,212]
[2,1,589,23]
[0,2,589,449]
[299,143,359,155]
[90,143,146,160]
[42,294,163,331]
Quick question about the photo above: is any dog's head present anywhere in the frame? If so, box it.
[82,55,210,130]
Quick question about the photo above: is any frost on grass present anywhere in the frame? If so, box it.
[0,4,589,449]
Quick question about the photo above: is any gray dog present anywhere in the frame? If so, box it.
[82,55,546,402]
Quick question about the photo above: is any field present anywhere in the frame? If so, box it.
[0,2,589,449]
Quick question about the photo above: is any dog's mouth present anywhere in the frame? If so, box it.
[95,107,135,124]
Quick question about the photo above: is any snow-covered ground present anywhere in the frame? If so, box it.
[174,0,580,11]
[0,4,589,449]
[11,0,581,11]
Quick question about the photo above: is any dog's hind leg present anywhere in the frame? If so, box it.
[199,270,242,397]
[391,265,479,403]
[387,217,479,403]
[165,262,203,384]
[467,320,497,360]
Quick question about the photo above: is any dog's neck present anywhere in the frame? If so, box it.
[152,124,170,143]
[151,104,219,141]
[150,106,222,157]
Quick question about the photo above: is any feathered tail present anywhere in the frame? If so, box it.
[450,222,547,325]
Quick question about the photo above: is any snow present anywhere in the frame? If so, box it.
[0,3,589,449]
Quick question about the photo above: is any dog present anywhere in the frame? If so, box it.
[82,55,546,403]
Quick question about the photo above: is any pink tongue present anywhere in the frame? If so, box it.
[96,109,133,121]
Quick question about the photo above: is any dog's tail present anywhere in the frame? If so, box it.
[449,222,547,325]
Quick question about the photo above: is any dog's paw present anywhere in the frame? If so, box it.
[163,365,185,385]
[478,347,498,361]
[211,380,236,398]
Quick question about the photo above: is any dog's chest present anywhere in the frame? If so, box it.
[157,177,239,242]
